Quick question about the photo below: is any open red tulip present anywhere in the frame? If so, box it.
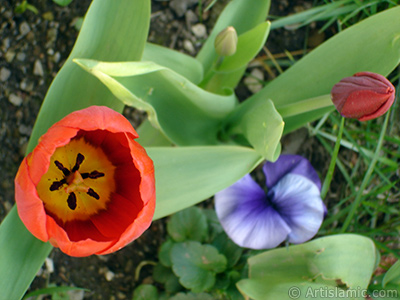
[331,72,395,121]
[15,106,155,257]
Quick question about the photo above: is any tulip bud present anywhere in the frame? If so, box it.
[331,72,395,121]
[214,26,238,57]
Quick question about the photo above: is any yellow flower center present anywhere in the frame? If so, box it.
[36,136,116,223]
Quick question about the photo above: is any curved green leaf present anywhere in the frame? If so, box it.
[237,234,377,300]
[143,43,203,84]
[383,260,400,287]
[148,146,262,220]
[75,59,237,146]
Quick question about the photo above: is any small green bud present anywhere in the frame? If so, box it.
[214,26,238,57]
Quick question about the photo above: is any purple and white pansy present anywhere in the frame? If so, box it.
[214,154,325,249]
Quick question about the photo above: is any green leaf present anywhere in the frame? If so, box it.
[251,5,400,133]
[167,207,209,243]
[132,284,159,300]
[24,286,89,300]
[143,43,203,84]
[196,0,271,74]
[75,59,237,146]
[171,242,227,293]
[147,146,262,220]
[223,98,284,161]
[158,239,175,268]
[0,208,53,300]
[169,292,215,300]
[0,1,151,299]
[237,234,377,300]
[52,0,73,6]
[212,233,243,268]
[217,22,270,72]
[383,260,400,287]
[153,264,182,293]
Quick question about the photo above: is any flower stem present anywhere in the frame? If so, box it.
[277,94,333,118]
[340,111,390,232]
[320,116,345,200]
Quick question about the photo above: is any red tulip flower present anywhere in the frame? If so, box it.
[331,72,395,121]
[15,106,156,257]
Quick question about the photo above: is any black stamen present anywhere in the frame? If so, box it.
[67,192,77,210]
[54,161,70,176]
[87,188,100,200]
[49,179,66,191]
[89,171,105,179]
[81,171,104,179]
[71,153,85,172]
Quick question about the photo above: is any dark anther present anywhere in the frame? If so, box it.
[54,160,70,176]
[87,188,100,200]
[71,153,85,172]
[49,179,66,191]
[67,192,77,210]
[81,170,105,179]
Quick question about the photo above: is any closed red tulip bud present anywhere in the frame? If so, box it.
[331,72,395,121]
[15,106,155,257]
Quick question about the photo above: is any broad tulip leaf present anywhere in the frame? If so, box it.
[252,5,400,133]
[196,0,271,74]
[223,98,284,161]
[217,22,271,72]
[147,146,262,220]
[143,43,203,84]
[75,59,237,146]
[167,207,209,243]
[237,234,377,300]
[171,241,227,293]
[383,260,400,287]
[0,1,151,299]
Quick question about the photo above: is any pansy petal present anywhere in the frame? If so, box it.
[269,173,324,244]
[263,154,321,190]
[215,174,291,249]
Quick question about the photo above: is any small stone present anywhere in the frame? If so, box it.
[19,21,31,36]
[42,11,54,21]
[185,10,198,25]
[0,67,11,82]
[53,51,61,63]
[33,60,44,76]
[244,68,264,94]
[116,292,126,299]
[45,258,54,273]
[104,270,115,281]
[183,39,195,55]
[9,94,23,106]
[19,124,32,136]
[4,50,15,62]
[191,23,207,38]
[169,0,198,17]
[16,52,26,61]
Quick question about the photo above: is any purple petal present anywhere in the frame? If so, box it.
[215,174,291,249]
[263,154,321,190]
[269,173,324,244]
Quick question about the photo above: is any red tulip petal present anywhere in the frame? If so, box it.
[15,155,49,241]
[98,191,156,255]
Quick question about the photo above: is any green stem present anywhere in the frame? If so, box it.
[277,94,333,118]
[320,116,345,200]
[340,111,390,232]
